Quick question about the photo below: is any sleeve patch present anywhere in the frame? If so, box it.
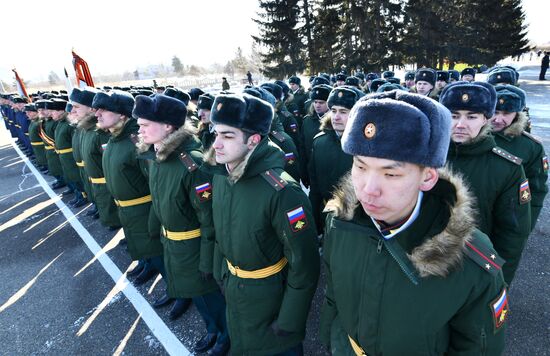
[286,206,308,232]
[490,288,509,332]
[284,152,296,165]
[101,143,108,152]
[542,156,548,172]
[195,182,212,201]
[519,179,531,205]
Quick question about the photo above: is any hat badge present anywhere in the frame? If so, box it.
[217,103,223,111]
[422,73,426,77]
[497,74,501,79]
[315,90,319,95]
[499,98,505,104]
[364,123,376,139]
[461,93,470,102]
[338,91,344,98]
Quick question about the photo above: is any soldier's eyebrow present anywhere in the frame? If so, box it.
[382,162,404,169]
[216,130,236,136]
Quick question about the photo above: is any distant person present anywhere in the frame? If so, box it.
[222,77,230,91]
[539,52,549,80]
[246,71,253,85]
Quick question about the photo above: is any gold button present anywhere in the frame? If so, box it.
[364,123,376,139]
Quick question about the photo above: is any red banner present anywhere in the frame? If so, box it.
[72,50,95,88]
[12,68,31,102]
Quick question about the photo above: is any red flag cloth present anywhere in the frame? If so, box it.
[12,69,31,102]
[72,50,95,88]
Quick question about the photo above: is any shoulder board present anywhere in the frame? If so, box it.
[130,133,140,145]
[464,234,505,277]
[492,147,523,165]
[313,131,326,140]
[260,169,288,191]
[179,152,198,172]
[281,110,292,118]
[271,131,286,142]
[521,131,542,144]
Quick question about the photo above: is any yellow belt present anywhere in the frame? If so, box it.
[15,124,21,128]
[25,133,29,136]
[162,226,201,241]
[115,195,152,207]
[44,145,54,150]
[56,148,73,154]
[31,141,44,146]
[90,177,106,184]
[226,257,288,279]
[348,336,366,356]
[76,161,85,167]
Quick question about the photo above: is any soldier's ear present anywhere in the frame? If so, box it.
[419,166,439,192]
[247,133,261,148]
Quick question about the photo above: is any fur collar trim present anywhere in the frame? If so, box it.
[135,121,197,162]
[502,111,528,137]
[325,167,476,278]
[203,144,257,184]
[77,112,97,130]
[319,112,333,131]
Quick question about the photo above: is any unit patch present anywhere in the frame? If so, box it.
[195,182,212,201]
[519,179,531,204]
[490,288,509,331]
[286,206,308,232]
[284,152,296,164]
[542,156,548,172]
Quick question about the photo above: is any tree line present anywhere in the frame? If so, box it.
[253,0,530,78]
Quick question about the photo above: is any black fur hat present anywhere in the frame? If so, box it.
[415,68,436,85]
[24,104,37,112]
[327,87,358,109]
[369,79,387,93]
[342,90,451,168]
[70,87,99,107]
[92,90,135,117]
[377,83,406,93]
[132,94,187,128]
[260,83,283,101]
[345,76,361,87]
[11,96,28,104]
[487,69,516,86]
[288,76,301,85]
[46,98,68,111]
[366,73,379,81]
[210,93,273,135]
[436,71,449,82]
[163,87,190,105]
[382,71,395,78]
[197,93,215,111]
[495,89,522,113]
[404,71,416,81]
[439,81,497,118]
[449,70,460,81]
[189,87,204,101]
[336,73,347,82]
[309,84,332,101]
[311,76,330,87]
[495,84,526,111]
[461,67,476,78]
[34,99,51,109]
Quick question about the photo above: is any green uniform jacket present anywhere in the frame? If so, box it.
[140,124,217,298]
[288,87,308,119]
[54,115,81,185]
[269,115,302,182]
[276,102,301,150]
[81,125,120,227]
[199,124,215,150]
[320,170,507,355]
[309,116,353,233]
[202,138,320,355]
[42,118,63,177]
[103,119,163,260]
[28,120,47,166]
[299,112,325,186]
[447,133,531,284]
[493,114,548,230]
[74,115,96,201]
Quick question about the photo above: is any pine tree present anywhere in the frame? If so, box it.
[172,56,184,74]
[253,0,306,78]
[311,0,341,74]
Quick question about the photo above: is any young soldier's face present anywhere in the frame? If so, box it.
[415,81,433,95]
[95,108,122,129]
[330,105,350,134]
[212,124,260,170]
[451,110,487,143]
[198,109,211,124]
[27,112,38,120]
[336,80,345,87]
[313,100,328,115]
[490,111,517,132]
[435,80,447,90]
[405,79,415,88]
[137,118,173,145]
[50,110,64,120]
[351,156,438,225]
[461,74,474,82]
[289,83,299,92]
[71,103,93,120]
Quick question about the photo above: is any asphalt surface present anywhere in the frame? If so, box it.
[0,69,548,355]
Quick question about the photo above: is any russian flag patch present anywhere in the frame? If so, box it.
[286,206,307,232]
[490,288,509,331]
[101,143,108,152]
[519,179,531,204]
[284,152,295,164]
[195,182,212,201]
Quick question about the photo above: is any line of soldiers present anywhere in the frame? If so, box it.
[0,62,546,354]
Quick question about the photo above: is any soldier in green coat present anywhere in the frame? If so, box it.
[40,99,66,190]
[24,104,48,172]
[203,93,320,355]
[287,76,308,122]
[299,84,331,188]
[134,94,228,353]
[309,87,357,233]
[197,93,216,150]
[441,81,531,284]
[320,90,507,355]
[490,85,548,230]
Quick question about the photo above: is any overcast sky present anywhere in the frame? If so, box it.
[0,0,546,84]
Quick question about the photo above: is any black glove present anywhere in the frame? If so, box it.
[270,320,293,337]
[200,271,213,281]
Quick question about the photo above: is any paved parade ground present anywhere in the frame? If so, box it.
[0,70,549,355]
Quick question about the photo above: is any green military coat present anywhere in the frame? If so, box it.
[73,114,95,201]
[299,112,324,186]
[103,119,163,260]
[54,114,81,185]
[320,170,507,355]
[203,138,320,355]
[493,113,548,230]
[28,120,47,166]
[447,132,531,284]
[42,118,63,177]
[140,123,217,298]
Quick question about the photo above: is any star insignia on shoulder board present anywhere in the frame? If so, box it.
[490,254,496,260]
[485,264,491,270]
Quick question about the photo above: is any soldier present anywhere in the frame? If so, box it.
[319,90,507,355]
[222,77,230,91]
[309,87,357,233]
[93,90,171,308]
[403,71,415,89]
[363,73,378,92]
[197,93,216,150]
[410,68,437,98]
[203,93,319,355]
[448,69,460,82]
[40,99,66,190]
[25,104,48,173]
[65,103,87,207]
[134,94,228,350]
[487,69,517,86]
[299,84,332,187]
[435,70,449,91]
[368,78,387,94]
[382,70,394,79]
[287,76,308,120]
[344,76,362,90]
[490,85,548,230]
[12,96,33,157]
[261,82,301,150]
[189,87,205,106]
[441,81,531,284]
[461,67,476,82]
[335,73,347,87]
